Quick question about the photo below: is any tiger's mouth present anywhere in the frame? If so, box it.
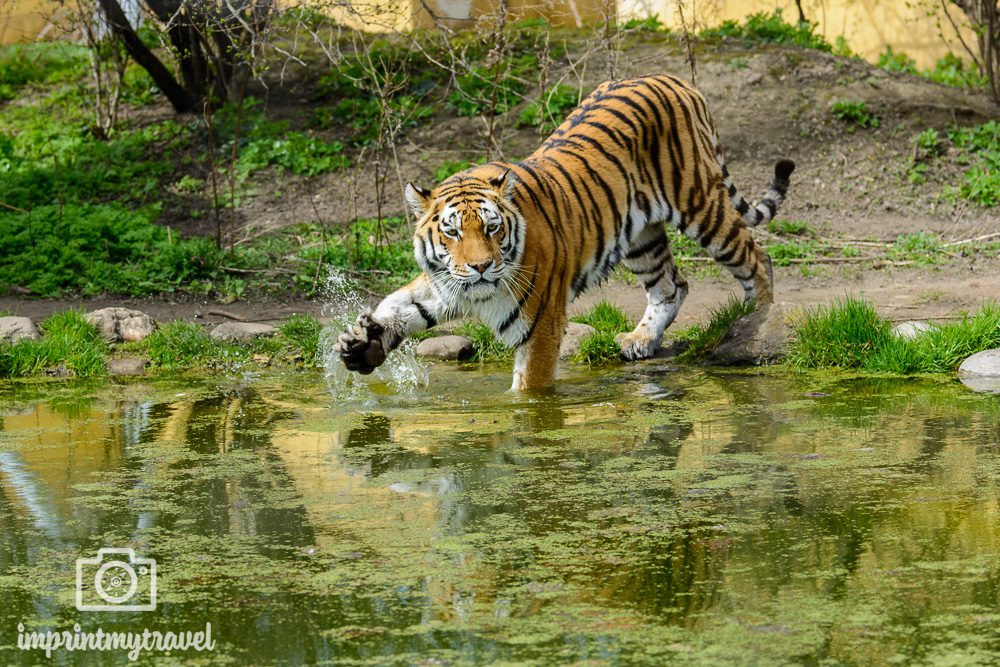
[460,279,500,300]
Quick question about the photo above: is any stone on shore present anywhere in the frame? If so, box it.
[958,349,1000,394]
[711,303,805,365]
[86,308,157,343]
[892,320,935,339]
[559,323,598,359]
[210,322,277,342]
[416,335,475,361]
[0,316,41,343]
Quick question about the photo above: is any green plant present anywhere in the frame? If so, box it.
[238,132,349,177]
[277,315,323,366]
[448,56,534,117]
[516,84,579,132]
[622,15,667,32]
[925,53,987,89]
[888,232,943,264]
[787,297,892,368]
[570,301,633,365]
[455,320,513,362]
[877,46,917,75]
[0,311,106,377]
[832,100,880,128]
[832,36,855,58]
[0,43,88,100]
[434,159,482,183]
[700,9,831,52]
[767,219,814,236]
[571,301,631,334]
[767,240,815,266]
[676,295,756,361]
[142,321,219,369]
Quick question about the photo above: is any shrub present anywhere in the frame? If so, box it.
[516,84,580,132]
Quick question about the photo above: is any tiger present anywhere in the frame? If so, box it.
[334,74,795,391]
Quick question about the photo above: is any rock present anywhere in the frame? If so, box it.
[0,316,41,343]
[711,303,806,365]
[958,349,1000,394]
[85,308,156,343]
[892,320,935,339]
[415,335,474,361]
[559,323,597,359]
[108,357,147,376]
[210,322,277,342]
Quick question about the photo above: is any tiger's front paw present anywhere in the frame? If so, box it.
[334,309,387,375]
[616,330,658,361]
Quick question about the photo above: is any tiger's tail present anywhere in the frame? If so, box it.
[719,157,796,228]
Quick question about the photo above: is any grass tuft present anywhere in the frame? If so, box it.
[570,301,632,365]
[571,301,631,334]
[276,315,323,366]
[787,297,891,369]
[676,295,756,361]
[455,320,513,362]
[0,311,106,377]
[141,321,219,369]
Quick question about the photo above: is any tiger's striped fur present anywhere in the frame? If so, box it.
[335,74,795,390]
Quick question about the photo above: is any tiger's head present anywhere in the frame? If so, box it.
[405,170,526,303]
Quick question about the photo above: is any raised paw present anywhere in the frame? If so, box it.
[616,329,658,361]
[334,309,387,375]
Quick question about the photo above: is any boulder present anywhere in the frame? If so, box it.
[559,322,598,359]
[958,349,1000,394]
[0,316,41,343]
[108,357,147,376]
[85,308,156,343]
[892,320,935,339]
[711,303,805,365]
[210,322,277,342]
[415,335,475,361]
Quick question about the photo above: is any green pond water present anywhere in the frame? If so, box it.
[1,362,999,665]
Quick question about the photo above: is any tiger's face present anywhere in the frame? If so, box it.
[405,171,525,302]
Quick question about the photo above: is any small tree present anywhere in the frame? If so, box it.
[946,0,999,103]
[96,0,275,112]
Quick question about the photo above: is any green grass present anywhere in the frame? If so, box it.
[768,219,814,236]
[129,314,326,371]
[831,100,880,129]
[700,9,831,52]
[786,297,891,369]
[455,321,514,363]
[570,301,633,365]
[0,43,88,100]
[0,312,107,377]
[675,295,756,362]
[0,208,417,298]
[276,315,323,365]
[788,297,1000,374]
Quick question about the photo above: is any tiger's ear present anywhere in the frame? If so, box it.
[489,170,516,200]
[405,183,432,219]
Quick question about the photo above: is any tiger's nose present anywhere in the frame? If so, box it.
[469,261,493,275]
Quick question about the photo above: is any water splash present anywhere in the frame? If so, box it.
[319,269,429,400]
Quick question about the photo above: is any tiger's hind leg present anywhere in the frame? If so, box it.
[617,223,689,361]
[701,204,774,306]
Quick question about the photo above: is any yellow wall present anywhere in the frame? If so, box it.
[2,0,978,70]
[618,0,977,69]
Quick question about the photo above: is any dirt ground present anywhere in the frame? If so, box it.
[3,39,998,330]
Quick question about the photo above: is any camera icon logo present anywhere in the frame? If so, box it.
[75,548,157,612]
